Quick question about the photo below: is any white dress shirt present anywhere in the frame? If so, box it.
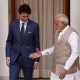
[41,25,79,70]
[20,20,27,32]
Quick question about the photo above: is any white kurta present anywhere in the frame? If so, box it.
[41,25,80,80]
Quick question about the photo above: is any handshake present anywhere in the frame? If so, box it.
[29,49,42,59]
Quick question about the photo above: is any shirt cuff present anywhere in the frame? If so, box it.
[64,66,69,71]
[35,62,39,63]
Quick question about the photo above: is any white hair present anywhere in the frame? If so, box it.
[55,14,69,25]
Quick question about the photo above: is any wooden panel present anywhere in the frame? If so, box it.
[11,0,15,20]
[63,0,70,24]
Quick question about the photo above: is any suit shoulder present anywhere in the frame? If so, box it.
[10,19,19,24]
[29,19,38,25]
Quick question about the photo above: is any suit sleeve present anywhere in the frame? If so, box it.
[6,22,13,57]
[33,23,40,62]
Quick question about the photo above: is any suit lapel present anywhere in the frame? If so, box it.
[25,20,31,32]
[15,20,21,39]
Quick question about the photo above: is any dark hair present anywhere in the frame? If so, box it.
[18,4,31,14]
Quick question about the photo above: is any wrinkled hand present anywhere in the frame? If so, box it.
[33,62,39,70]
[59,69,68,79]
[29,49,41,59]
[6,57,10,67]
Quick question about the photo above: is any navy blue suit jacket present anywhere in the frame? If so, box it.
[6,19,40,66]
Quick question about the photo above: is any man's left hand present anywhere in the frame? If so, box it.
[59,69,68,79]
[33,62,39,70]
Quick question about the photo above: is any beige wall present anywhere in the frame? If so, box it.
[70,0,80,31]
[0,0,9,79]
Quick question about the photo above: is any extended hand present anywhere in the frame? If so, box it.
[29,50,41,59]
[59,69,68,79]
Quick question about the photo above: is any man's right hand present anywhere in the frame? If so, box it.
[29,49,42,59]
[6,57,10,67]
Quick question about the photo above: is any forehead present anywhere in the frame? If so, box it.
[20,13,30,16]
[54,16,63,23]
[54,18,61,23]
[54,16,60,20]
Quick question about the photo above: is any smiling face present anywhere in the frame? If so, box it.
[54,18,65,31]
[19,12,30,22]
[53,14,69,31]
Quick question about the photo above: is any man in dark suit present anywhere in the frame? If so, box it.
[6,4,40,80]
